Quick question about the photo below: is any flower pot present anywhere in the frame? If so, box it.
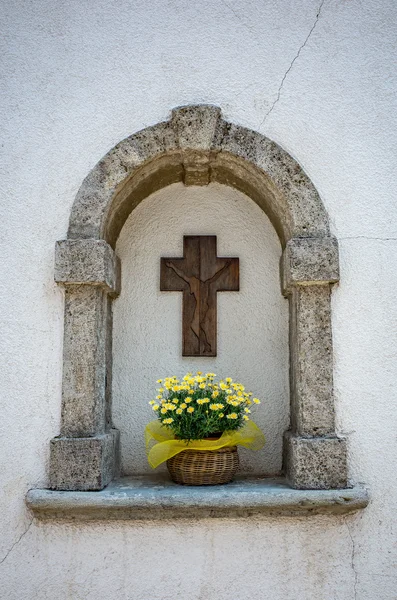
[167,444,239,485]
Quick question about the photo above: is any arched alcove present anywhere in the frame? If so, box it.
[50,105,347,492]
[112,182,289,476]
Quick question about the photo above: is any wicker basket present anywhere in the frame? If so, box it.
[167,445,239,485]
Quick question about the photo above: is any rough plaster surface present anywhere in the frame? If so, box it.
[113,183,289,476]
[1,0,397,598]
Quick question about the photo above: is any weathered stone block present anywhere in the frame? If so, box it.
[171,104,221,150]
[284,432,347,489]
[61,286,109,437]
[49,430,120,491]
[55,239,121,296]
[289,285,335,435]
[282,237,339,295]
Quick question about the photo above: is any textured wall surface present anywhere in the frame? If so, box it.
[113,183,289,475]
[1,0,397,598]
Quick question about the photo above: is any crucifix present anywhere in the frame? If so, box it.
[160,236,239,357]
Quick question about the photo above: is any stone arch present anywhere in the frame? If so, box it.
[68,104,330,247]
[50,105,347,492]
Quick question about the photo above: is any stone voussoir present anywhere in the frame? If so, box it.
[55,239,121,296]
[171,104,222,151]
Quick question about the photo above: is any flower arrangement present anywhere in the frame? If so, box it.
[148,371,261,441]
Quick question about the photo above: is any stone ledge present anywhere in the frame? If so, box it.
[26,476,369,521]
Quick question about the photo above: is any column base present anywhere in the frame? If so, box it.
[284,432,348,490]
[49,429,120,491]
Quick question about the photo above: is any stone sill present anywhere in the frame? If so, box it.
[26,476,369,521]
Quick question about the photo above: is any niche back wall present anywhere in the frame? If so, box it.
[113,182,289,475]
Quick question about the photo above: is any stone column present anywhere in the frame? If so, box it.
[282,237,348,489]
[49,240,121,490]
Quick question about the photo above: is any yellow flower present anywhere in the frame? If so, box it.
[158,388,164,393]
[227,399,239,406]
[225,377,232,383]
[253,398,261,404]
[180,403,187,409]
[172,397,179,404]
[185,397,192,403]
[212,391,219,398]
[176,408,183,415]
[209,403,220,411]
[244,408,251,413]
[187,407,195,413]
[163,418,174,424]
[156,395,162,400]
[243,415,250,421]
[157,379,162,383]
[197,371,202,375]
[197,398,209,404]
[160,408,167,414]
[226,413,238,420]
[218,413,224,418]
[149,400,155,405]
[220,382,228,390]
[198,383,206,389]
[172,385,180,392]
[152,404,159,411]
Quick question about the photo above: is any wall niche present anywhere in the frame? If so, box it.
[112,182,290,476]
[46,105,348,494]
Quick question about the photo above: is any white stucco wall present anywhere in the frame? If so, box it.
[1,1,397,599]
[113,182,289,475]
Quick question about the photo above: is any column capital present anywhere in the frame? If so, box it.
[55,239,121,296]
[282,237,339,295]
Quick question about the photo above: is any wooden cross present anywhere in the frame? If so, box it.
[160,236,239,357]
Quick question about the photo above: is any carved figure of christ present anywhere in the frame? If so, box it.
[160,236,239,356]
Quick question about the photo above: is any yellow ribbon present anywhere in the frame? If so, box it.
[145,420,265,468]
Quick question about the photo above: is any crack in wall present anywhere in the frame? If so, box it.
[219,0,255,34]
[0,519,34,567]
[345,520,358,600]
[260,0,326,129]
[339,235,397,241]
